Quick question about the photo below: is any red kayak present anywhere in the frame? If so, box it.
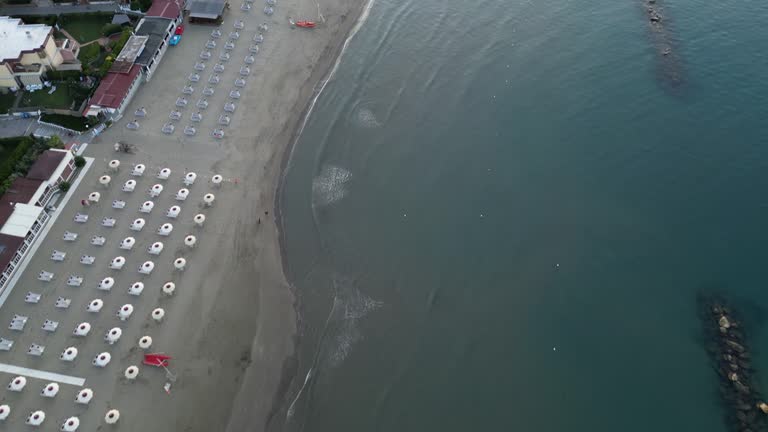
[143,353,171,367]
[296,20,316,28]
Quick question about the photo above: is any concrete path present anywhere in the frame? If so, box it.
[0,117,36,138]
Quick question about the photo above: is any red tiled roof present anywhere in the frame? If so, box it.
[0,233,24,273]
[60,49,77,62]
[26,150,66,181]
[2,178,43,205]
[146,0,182,19]
[88,64,142,109]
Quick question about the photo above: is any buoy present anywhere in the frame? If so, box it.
[128,281,145,295]
[158,168,171,180]
[148,241,164,255]
[99,175,111,186]
[138,336,153,349]
[184,235,197,247]
[105,409,120,424]
[105,327,122,344]
[117,304,134,320]
[86,299,104,313]
[26,410,45,426]
[150,183,163,197]
[175,188,189,201]
[98,277,115,290]
[0,405,10,420]
[109,256,126,270]
[140,201,155,213]
[184,172,197,185]
[194,213,206,226]
[203,193,215,206]
[139,260,155,275]
[60,347,78,361]
[108,159,120,171]
[73,322,91,336]
[8,376,26,391]
[174,257,186,271]
[211,174,223,186]
[124,365,139,380]
[88,192,100,202]
[61,416,79,431]
[152,308,166,322]
[41,382,59,398]
[75,389,93,405]
[132,164,146,176]
[93,352,111,367]
[162,282,176,296]
[119,236,135,250]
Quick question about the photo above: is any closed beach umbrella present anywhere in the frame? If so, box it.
[60,346,78,361]
[212,174,223,186]
[105,409,120,424]
[87,299,104,313]
[128,281,145,295]
[162,281,176,296]
[73,322,91,336]
[88,192,100,202]
[152,308,166,322]
[61,416,79,431]
[26,410,44,426]
[138,335,153,349]
[203,193,215,206]
[99,277,115,290]
[124,365,139,380]
[158,168,171,180]
[99,175,111,186]
[75,389,93,405]
[175,188,189,201]
[174,257,186,271]
[194,213,206,226]
[117,304,134,321]
[8,376,26,392]
[184,235,197,247]
[92,352,111,367]
[108,159,120,171]
[105,327,122,344]
[184,172,197,185]
[0,405,9,420]
[41,383,59,398]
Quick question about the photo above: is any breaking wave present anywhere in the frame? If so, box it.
[312,165,352,207]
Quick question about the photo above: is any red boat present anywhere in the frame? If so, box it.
[295,20,316,28]
[143,353,172,367]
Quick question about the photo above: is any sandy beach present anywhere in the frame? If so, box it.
[0,0,366,430]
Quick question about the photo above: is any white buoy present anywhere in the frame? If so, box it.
[73,322,91,336]
[93,352,111,367]
[99,175,111,186]
[108,159,120,171]
[149,184,163,197]
[8,376,26,391]
[124,365,139,380]
[184,172,197,185]
[60,347,78,361]
[117,304,134,320]
[130,218,146,231]
[203,193,215,206]
[139,260,155,275]
[75,389,93,405]
[148,242,164,255]
[26,410,45,426]
[157,223,173,236]
[119,236,135,250]
[122,179,136,192]
[128,281,145,295]
[138,335,153,349]
[105,409,120,424]
[184,235,197,247]
[40,383,59,398]
[105,327,122,344]
[131,164,146,176]
[109,256,126,270]
[162,281,176,296]
[87,299,104,313]
[175,188,189,201]
[158,167,171,180]
[98,277,115,290]
[152,308,165,322]
[194,213,206,226]
[140,200,155,213]
[211,174,223,186]
[88,192,100,202]
[0,405,9,420]
[173,257,187,271]
[61,416,80,431]
[166,205,181,218]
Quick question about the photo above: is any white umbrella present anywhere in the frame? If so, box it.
[131,164,146,176]
[87,299,104,313]
[162,281,176,296]
[184,172,197,185]
[7,376,26,392]
[203,193,215,206]
[194,213,206,226]
[40,383,59,398]
[108,159,120,171]
[0,405,9,420]
[139,261,155,275]
[175,188,189,201]
[60,347,78,361]
[92,352,111,367]
[174,257,187,271]
[124,365,139,380]
[184,235,197,247]
[122,179,136,192]
[99,175,111,186]
[105,327,122,344]
[138,335,153,349]
[73,322,91,336]
[130,218,146,231]
[157,223,173,236]
[26,410,44,426]
[75,389,93,405]
[105,409,120,424]
[128,281,145,296]
[61,416,79,431]
[149,184,163,197]
[212,174,223,186]
[88,192,100,202]
[119,237,135,250]
[140,201,155,213]
[148,242,164,255]
[109,256,125,270]
[152,308,166,322]
[98,277,115,290]
[166,205,181,218]
[117,304,134,321]
[158,168,171,180]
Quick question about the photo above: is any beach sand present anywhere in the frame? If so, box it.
[0,0,366,430]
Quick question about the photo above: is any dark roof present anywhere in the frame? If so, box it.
[2,178,43,205]
[146,0,182,19]
[0,233,24,273]
[136,17,172,37]
[26,150,66,181]
[135,34,164,66]
[189,0,226,19]
[88,64,142,109]
[112,14,131,25]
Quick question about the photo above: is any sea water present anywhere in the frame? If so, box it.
[279,0,768,430]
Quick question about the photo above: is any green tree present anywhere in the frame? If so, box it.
[58,180,71,192]
[74,155,86,168]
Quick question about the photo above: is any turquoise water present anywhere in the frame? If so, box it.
[279,0,768,430]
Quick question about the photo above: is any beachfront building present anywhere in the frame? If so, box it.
[135,16,179,80]
[188,0,227,24]
[0,149,74,293]
[0,16,80,90]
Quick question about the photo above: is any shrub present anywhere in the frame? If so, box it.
[47,136,64,149]
[102,23,123,37]
[44,70,84,82]
[58,181,71,192]
[74,155,86,168]
[77,43,102,65]
[0,137,34,192]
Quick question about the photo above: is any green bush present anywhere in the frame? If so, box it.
[58,181,71,192]
[44,70,84,82]
[109,29,132,54]
[78,43,102,65]
[7,0,33,4]
[0,137,34,193]
[102,23,123,36]
[74,155,86,168]
[41,114,90,132]
[15,15,58,26]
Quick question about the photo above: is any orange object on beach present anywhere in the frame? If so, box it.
[143,353,171,367]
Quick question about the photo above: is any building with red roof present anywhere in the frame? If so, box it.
[85,63,143,117]
[146,0,184,21]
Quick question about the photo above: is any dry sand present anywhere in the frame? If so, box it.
[0,0,367,430]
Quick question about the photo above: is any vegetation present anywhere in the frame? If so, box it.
[74,155,86,168]
[0,137,35,194]
[58,181,71,192]
[13,15,58,26]
[6,0,33,4]
[101,23,123,37]
[60,13,115,43]
[19,83,91,110]
[0,92,16,115]
[130,0,153,12]
[44,70,85,82]
[40,114,94,132]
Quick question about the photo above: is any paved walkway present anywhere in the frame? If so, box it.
[0,117,36,138]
